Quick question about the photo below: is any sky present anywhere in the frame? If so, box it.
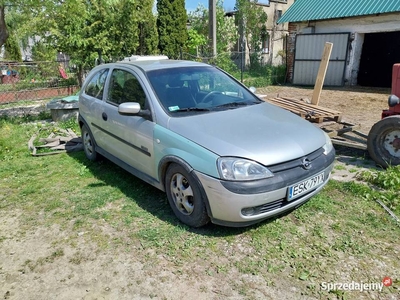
[185,0,237,12]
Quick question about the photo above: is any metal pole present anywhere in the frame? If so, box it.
[209,0,217,58]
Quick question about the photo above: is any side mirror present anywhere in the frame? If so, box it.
[119,102,141,114]
[118,102,151,118]
[249,86,257,93]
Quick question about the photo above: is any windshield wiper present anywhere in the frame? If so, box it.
[172,107,211,112]
[214,101,250,108]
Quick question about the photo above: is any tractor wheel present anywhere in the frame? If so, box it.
[367,115,400,168]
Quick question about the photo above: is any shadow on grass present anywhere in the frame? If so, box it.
[68,151,282,237]
[334,144,381,172]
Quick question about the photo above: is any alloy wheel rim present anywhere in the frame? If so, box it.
[170,173,194,215]
[83,132,93,155]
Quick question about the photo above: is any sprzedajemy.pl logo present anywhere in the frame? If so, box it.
[321,277,393,292]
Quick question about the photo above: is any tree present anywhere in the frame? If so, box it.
[110,0,140,58]
[3,32,21,61]
[3,3,21,61]
[38,0,92,85]
[38,0,141,84]
[136,0,158,55]
[188,1,238,56]
[235,0,267,69]
[4,0,160,85]
[157,0,188,59]
[1,0,56,50]
[187,1,238,72]
[107,0,158,57]
[0,4,8,47]
[186,28,207,57]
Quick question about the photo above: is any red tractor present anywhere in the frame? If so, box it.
[367,64,400,167]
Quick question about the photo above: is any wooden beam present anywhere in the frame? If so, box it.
[311,42,333,106]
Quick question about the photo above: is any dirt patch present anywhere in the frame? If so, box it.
[258,85,391,133]
[258,85,392,181]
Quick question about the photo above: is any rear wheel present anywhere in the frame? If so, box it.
[81,124,98,161]
[165,163,210,227]
[367,116,400,168]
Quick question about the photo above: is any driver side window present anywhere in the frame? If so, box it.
[107,69,146,107]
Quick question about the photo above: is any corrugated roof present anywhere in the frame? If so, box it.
[278,0,400,23]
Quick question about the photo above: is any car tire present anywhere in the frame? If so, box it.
[81,124,98,161]
[367,116,400,168]
[165,163,210,227]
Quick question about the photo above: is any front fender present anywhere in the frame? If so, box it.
[154,125,220,185]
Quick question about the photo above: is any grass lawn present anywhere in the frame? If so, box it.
[0,117,399,299]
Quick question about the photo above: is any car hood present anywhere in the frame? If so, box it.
[167,102,327,166]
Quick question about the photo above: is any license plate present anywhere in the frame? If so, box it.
[288,173,325,201]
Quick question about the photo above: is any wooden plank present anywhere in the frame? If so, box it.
[269,96,341,115]
[269,98,325,114]
[267,102,308,114]
[277,97,334,114]
[311,42,333,106]
[263,96,342,123]
[280,97,342,114]
[334,115,342,123]
[353,130,369,139]
[331,138,368,150]
[325,124,361,138]
[267,98,309,111]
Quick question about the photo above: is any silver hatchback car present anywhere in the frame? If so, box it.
[79,56,335,227]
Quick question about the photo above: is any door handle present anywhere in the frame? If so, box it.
[102,112,108,121]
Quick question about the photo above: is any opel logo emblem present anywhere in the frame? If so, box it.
[302,158,311,170]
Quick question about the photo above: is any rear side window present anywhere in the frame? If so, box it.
[85,69,109,100]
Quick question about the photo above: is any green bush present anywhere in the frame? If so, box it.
[58,77,78,87]
[212,53,239,74]
[237,65,286,88]
[357,166,400,215]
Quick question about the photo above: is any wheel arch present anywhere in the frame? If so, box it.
[158,156,213,219]
[78,114,88,129]
[78,115,99,148]
[158,156,193,189]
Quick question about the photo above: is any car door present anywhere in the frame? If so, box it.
[80,67,110,145]
[99,68,156,180]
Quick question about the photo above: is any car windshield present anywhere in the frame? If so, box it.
[147,66,261,115]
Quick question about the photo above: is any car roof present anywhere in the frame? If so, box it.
[110,59,211,72]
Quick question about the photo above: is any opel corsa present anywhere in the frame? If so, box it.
[79,56,335,227]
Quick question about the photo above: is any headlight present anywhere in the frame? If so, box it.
[217,157,274,181]
[322,132,334,155]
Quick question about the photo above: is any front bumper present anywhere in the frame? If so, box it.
[195,149,335,227]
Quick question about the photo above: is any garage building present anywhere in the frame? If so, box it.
[278,0,400,87]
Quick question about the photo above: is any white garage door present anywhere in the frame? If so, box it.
[293,33,350,86]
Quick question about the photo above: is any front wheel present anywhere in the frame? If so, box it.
[367,116,400,168]
[165,163,210,227]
